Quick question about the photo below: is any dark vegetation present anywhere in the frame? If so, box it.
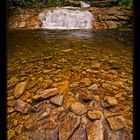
[7,0,132,9]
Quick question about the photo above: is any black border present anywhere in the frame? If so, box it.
[133,0,140,139]
[0,0,7,139]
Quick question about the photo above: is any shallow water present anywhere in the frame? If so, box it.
[7,29,133,139]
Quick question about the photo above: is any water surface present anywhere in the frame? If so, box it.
[7,29,133,138]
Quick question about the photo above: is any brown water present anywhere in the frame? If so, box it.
[7,29,133,139]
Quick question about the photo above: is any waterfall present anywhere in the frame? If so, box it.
[39,8,93,29]
[80,1,90,7]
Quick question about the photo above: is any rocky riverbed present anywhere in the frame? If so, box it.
[7,29,133,140]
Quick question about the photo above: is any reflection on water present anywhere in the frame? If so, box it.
[7,29,133,139]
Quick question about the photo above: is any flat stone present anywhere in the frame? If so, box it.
[8,129,15,140]
[45,128,58,140]
[88,84,99,92]
[102,83,109,89]
[14,82,27,98]
[20,91,31,101]
[107,116,125,131]
[91,62,101,69]
[7,107,15,114]
[52,80,69,95]
[15,124,24,134]
[36,108,51,121]
[64,96,76,110]
[80,78,92,86]
[7,99,16,107]
[88,100,95,110]
[102,96,118,108]
[87,110,102,120]
[71,127,87,140]
[30,129,46,140]
[50,95,64,106]
[14,99,31,114]
[78,90,93,101]
[40,118,58,130]
[86,120,105,140]
[32,88,59,102]
[51,107,64,116]
[103,110,120,118]
[70,102,87,115]
[59,112,80,140]
[42,79,53,89]
[31,102,44,112]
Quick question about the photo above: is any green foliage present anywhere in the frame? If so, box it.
[7,0,46,7]
[112,0,133,9]
[47,0,63,6]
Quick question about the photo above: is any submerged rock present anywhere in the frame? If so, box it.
[86,120,105,140]
[32,88,59,102]
[15,124,24,135]
[52,80,69,95]
[70,102,87,115]
[8,129,15,140]
[14,82,27,98]
[87,110,102,120]
[80,77,92,86]
[102,96,118,108]
[45,128,58,140]
[71,127,87,140]
[107,116,125,131]
[14,99,31,114]
[77,90,93,101]
[88,84,98,92]
[50,95,64,106]
[59,112,80,140]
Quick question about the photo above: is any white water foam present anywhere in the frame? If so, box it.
[39,8,93,29]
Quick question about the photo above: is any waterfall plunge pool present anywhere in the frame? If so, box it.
[7,29,133,139]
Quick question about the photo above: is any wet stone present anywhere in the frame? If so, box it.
[59,112,81,140]
[42,79,53,89]
[91,62,101,69]
[64,96,76,110]
[52,80,69,95]
[107,116,125,131]
[88,84,99,92]
[7,99,16,107]
[102,83,109,89]
[32,88,59,102]
[45,128,58,140]
[102,96,118,108]
[20,91,31,101]
[87,110,102,120]
[80,77,92,86]
[70,102,87,115]
[86,120,105,140]
[31,102,44,112]
[14,99,31,114]
[8,129,15,140]
[7,107,15,114]
[103,110,120,118]
[30,129,46,140]
[37,107,51,121]
[14,82,27,98]
[15,124,24,134]
[71,127,87,140]
[78,90,93,101]
[50,95,64,106]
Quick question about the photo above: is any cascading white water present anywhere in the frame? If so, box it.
[79,1,90,7]
[39,8,93,29]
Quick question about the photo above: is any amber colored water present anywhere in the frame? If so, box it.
[7,29,133,139]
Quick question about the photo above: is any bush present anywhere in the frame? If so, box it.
[112,0,133,9]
